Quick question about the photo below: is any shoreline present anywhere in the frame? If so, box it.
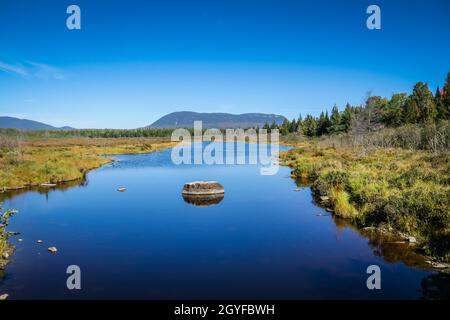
[1,139,449,287]
[280,140,450,273]
[0,139,176,272]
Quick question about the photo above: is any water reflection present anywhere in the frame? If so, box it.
[182,193,224,206]
[421,272,450,300]
[1,145,449,299]
[333,216,430,269]
[0,179,88,203]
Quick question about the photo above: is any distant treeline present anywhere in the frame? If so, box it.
[0,127,175,139]
[266,72,450,137]
[1,73,449,140]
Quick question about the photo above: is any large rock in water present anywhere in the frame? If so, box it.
[182,181,225,206]
[182,181,224,195]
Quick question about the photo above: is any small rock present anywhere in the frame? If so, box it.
[320,196,329,202]
[0,293,9,301]
[117,187,126,192]
[37,240,43,243]
[48,247,58,254]
[407,236,417,243]
[40,183,57,187]
[432,262,448,269]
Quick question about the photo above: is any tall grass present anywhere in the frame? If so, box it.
[317,121,450,154]
[0,205,17,269]
[281,128,450,261]
[0,137,175,190]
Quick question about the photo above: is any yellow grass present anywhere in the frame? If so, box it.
[281,139,450,260]
[0,137,176,190]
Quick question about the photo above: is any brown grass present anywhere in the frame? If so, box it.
[0,137,175,190]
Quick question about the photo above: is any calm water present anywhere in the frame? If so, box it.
[0,143,448,299]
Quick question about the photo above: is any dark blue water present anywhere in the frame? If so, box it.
[0,143,446,299]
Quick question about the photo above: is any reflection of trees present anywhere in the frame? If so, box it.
[332,215,429,268]
[421,273,450,300]
[0,179,87,203]
[294,178,311,188]
[331,215,450,299]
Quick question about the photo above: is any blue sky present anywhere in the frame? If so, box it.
[0,0,449,128]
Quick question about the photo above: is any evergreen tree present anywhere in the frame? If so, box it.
[302,115,318,137]
[405,82,436,123]
[270,120,277,130]
[381,93,407,127]
[289,118,297,133]
[329,105,344,134]
[280,119,290,136]
[441,72,450,119]
[340,103,354,132]
[296,114,303,133]
[317,111,331,136]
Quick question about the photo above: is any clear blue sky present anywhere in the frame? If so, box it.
[0,0,449,128]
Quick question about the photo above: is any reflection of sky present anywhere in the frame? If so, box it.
[109,142,290,169]
[1,143,439,299]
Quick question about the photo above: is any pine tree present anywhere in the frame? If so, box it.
[405,82,436,123]
[280,119,290,135]
[441,72,450,119]
[329,105,344,134]
[296,114,303,133]
[381,93,407,127]
[270,120,277,130]
[340,103,354,132]
[317,111,331,136]
[289,118,297,133]
[302,115,318,137]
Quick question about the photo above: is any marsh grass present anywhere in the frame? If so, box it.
[0,205,17,269]
[281,139,450,261]
[0,137,175,190]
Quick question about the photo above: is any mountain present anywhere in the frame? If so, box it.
[0,116,74,130]
[148,111,287,129]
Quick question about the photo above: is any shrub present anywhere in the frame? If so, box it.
[330,188,358,218]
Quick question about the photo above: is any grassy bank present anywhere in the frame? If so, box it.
[0,206,17,271]
[0,137,175,268]
[281,139,450,261]
[0,137,175,190]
